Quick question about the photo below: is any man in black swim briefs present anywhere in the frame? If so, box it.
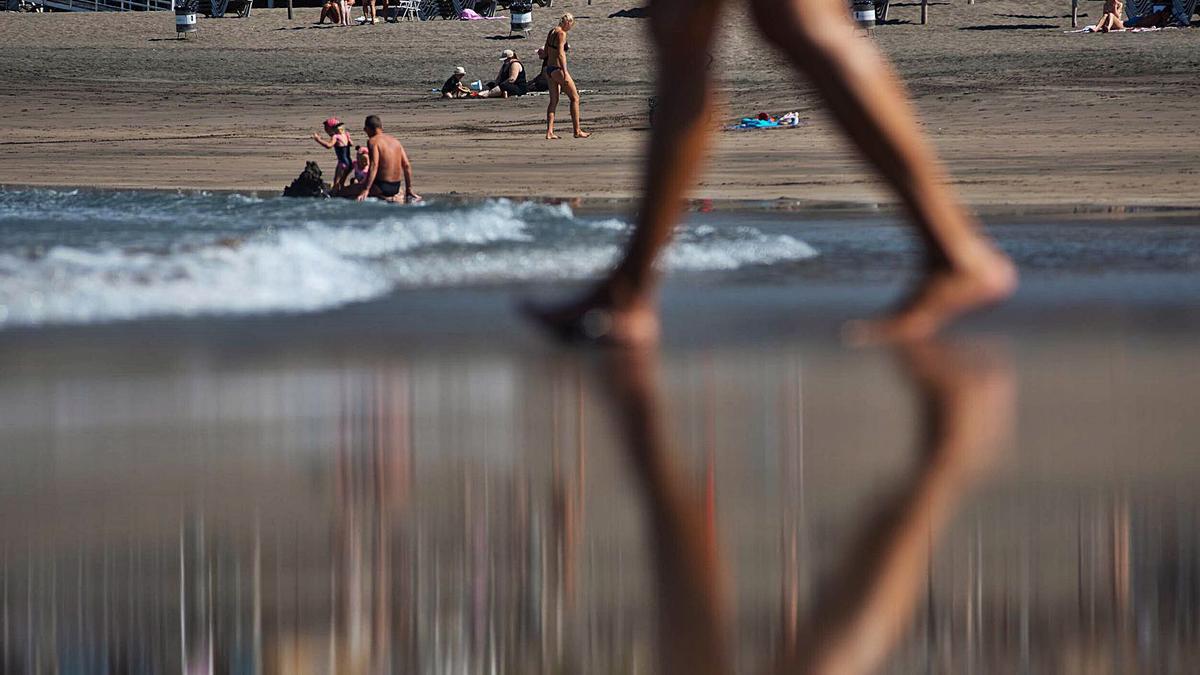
[357,115,421,204]
[373,178,403,198]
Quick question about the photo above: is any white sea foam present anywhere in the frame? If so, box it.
[0,195,818,328]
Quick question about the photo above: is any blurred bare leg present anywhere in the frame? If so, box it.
[524,0,722,346]
[747,0,1015,344]
[597,348,731,675]
[526,0,1014,347]
[773,341,1014,675]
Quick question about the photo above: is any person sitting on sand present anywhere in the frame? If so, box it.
[441,67,472,99]
[338,145,371,196]
[311,117,353,192]
[528,47,550,93]
[317,0,342,24]
[357,115,420,204]
[479,50,528,99]
[1094,0,1125,31]
[544,13,590,139]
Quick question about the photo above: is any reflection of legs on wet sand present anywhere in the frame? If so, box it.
[594,341,1012,675]
[527,0,1015,347]
[596,348,732,675]
[775,341,1014,675]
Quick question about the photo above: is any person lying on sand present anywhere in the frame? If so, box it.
[525,0,1015,345]
[442,67,472,99]
[479,50,528,99]
[357,115,421,204]
[1125,3,1175,27]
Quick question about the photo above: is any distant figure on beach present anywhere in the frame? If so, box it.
[529,47,551,92]
[1125,3,1175,27]
[317,0,342,24]
[544,13,590,140]
[311,118,353,192]
[442,67,472,98]
[361,0,376,24]
[339,145,371,197]
[480,50,528,99]
[527,0,1015,344]
[357,115,420,204]
[1094,0,1126,31]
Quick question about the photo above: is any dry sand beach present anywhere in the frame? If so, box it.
[1,0,1199,205]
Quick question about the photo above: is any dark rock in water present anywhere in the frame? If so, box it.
[283,161,331,198]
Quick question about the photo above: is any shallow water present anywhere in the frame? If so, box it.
[0,189,816,327]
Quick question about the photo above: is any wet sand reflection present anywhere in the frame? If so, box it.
[595,342,1013,675]
[5,339,1200,672]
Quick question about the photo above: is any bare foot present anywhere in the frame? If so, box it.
[574,130,592,138]
[901,340,1015,482]
[845,251,1017,346]
[521,287,660,347]
[547,132,562,140]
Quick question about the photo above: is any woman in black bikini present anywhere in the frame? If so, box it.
[543,13,590,140]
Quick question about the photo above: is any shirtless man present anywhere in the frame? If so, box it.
[357,115,420,204]
[527,0,1015,345]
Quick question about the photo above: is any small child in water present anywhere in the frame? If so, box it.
[350,146,370,190]
[311,117,353,192]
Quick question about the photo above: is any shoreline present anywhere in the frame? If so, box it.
[6,182,1200,221]
[4,4,1200,211]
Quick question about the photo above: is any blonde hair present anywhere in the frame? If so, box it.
[559,12,574,27]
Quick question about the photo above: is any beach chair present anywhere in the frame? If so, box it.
[388,0,417,19]
[875,0,890,21]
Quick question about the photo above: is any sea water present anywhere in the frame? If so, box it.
[0,188,818,328]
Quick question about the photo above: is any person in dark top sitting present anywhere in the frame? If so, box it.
[528,47,550,92]
[479,50,528,99]
[441,66,472,99]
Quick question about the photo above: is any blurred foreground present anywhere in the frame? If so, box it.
[3,325,1199,673]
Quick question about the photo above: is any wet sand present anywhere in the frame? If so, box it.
[3,211,1200,671]
[2,1,1200,205]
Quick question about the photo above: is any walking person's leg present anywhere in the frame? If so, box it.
[561,75,591,138]
[546,77,563,140]
[528,0,1014,346]
[748,0,1015,343]
[526,0,723,343]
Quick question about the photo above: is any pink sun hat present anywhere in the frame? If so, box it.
[323,117,342,129]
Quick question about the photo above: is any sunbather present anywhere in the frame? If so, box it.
[1125,3,1174,27]
[317,0,341,24]
[1094,0,1126,31]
